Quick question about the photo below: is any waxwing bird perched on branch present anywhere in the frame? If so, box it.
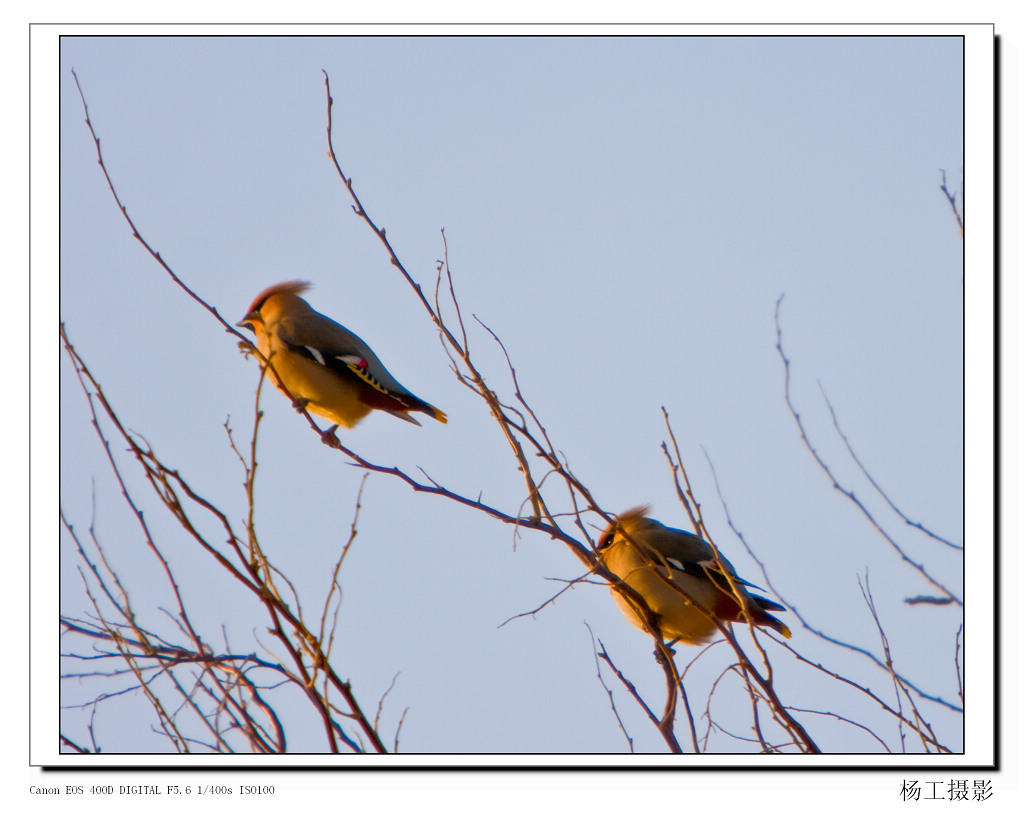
[237,281,447,430]
[598,506,791,645]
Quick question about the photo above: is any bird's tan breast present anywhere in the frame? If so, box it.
[603,542,720,644]
[261,333,372,428]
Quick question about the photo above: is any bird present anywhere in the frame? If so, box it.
[597,506,791,645]
[237,281,447,431]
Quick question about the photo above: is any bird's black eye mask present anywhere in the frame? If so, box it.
[238,299,268,332]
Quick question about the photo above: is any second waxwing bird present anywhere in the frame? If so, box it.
[237,281,447,430]
[598,506,791,645]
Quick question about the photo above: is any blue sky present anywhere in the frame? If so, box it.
[50,32,976,766]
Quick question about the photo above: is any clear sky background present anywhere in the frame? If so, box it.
[52,32,973,765]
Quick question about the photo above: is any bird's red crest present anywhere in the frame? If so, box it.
[245,280,311,315]
[616,505,654,525]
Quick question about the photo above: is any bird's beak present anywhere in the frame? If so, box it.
[236,314,256,331]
